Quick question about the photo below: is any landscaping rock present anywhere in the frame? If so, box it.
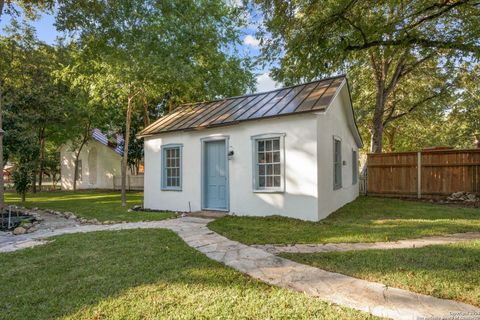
[21,222,33,229]
[26,226,37,233]
[466,193,478,202]
[13,227,27,235]
[68,214,77,220]
[446,191,479,203]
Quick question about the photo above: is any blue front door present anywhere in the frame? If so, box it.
[204,140,228,210]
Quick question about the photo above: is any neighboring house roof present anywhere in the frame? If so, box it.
[138,75,349,137]
[92,129,124,155]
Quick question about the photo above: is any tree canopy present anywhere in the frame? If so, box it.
[254,0,480,152]
[1,0,256,203]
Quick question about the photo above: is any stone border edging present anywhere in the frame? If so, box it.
[251,232,480,254]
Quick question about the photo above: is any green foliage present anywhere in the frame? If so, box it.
[1,22,79,191]
[254,0,480,152]
[56,0,256,109]
[0,0,54,21]
[11,163,32,201]
[444,65,480,148]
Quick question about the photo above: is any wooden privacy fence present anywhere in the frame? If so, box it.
[367,149,480,198]
[113,175,144,191]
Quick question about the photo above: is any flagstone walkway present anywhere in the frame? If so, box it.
[252,232,480,254]
[1,215,479,320]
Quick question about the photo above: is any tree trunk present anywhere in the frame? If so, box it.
[0,86,4,212]
[73,140,87,191]
[370,88,385,153]
[21,191,25,203]
[121,95,134,207]
[384,127,396,152]
[73,156,79,191]
[38,128,45,191]
[143,96,150,127]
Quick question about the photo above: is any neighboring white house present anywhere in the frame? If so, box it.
[138,75,363,221]
[60,129,123,190]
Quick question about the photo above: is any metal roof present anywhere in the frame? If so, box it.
[138,75,346,137]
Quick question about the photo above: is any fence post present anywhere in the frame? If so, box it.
[417,152,422,199]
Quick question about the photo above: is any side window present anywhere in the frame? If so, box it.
[161,145,182,190]
[352,150,358,185]
[333,137,342,190]
[253,134,285,192]
[76,160,82,181]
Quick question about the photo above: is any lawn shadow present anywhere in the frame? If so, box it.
[0,229,249,320]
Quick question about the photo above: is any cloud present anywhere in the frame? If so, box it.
[256,72,280,93]
[244,35,260,47]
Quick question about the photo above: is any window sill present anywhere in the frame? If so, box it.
[161,188,182,192]
[253,189,285,194]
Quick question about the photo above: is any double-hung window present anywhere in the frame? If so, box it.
[161,144,182,190]
[352,149,358,185]
[333,137,342,190]
[252,133,285,192]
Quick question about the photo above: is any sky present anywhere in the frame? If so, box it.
[0,8,280,93]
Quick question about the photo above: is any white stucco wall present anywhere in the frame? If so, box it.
[316,86,360,219]
[144,114,320,221]
[143,85,361,221]
[60,140,122,190]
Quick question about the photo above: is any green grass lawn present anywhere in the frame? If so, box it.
[0,230,377,320]
[281,240,480,307]
[208,196,480,244]
[5,190,176,222]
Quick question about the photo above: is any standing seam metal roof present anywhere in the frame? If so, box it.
[138,75,346,137]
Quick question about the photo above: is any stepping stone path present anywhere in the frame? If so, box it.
[1,215,479,320]
[252,232,480,254]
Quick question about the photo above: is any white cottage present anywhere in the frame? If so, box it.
[138,75,363,221]
[60,129,123,190]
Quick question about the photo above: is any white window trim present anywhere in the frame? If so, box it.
[251,133,286,193]
[333,136,342,190]
[161,143,183,191]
